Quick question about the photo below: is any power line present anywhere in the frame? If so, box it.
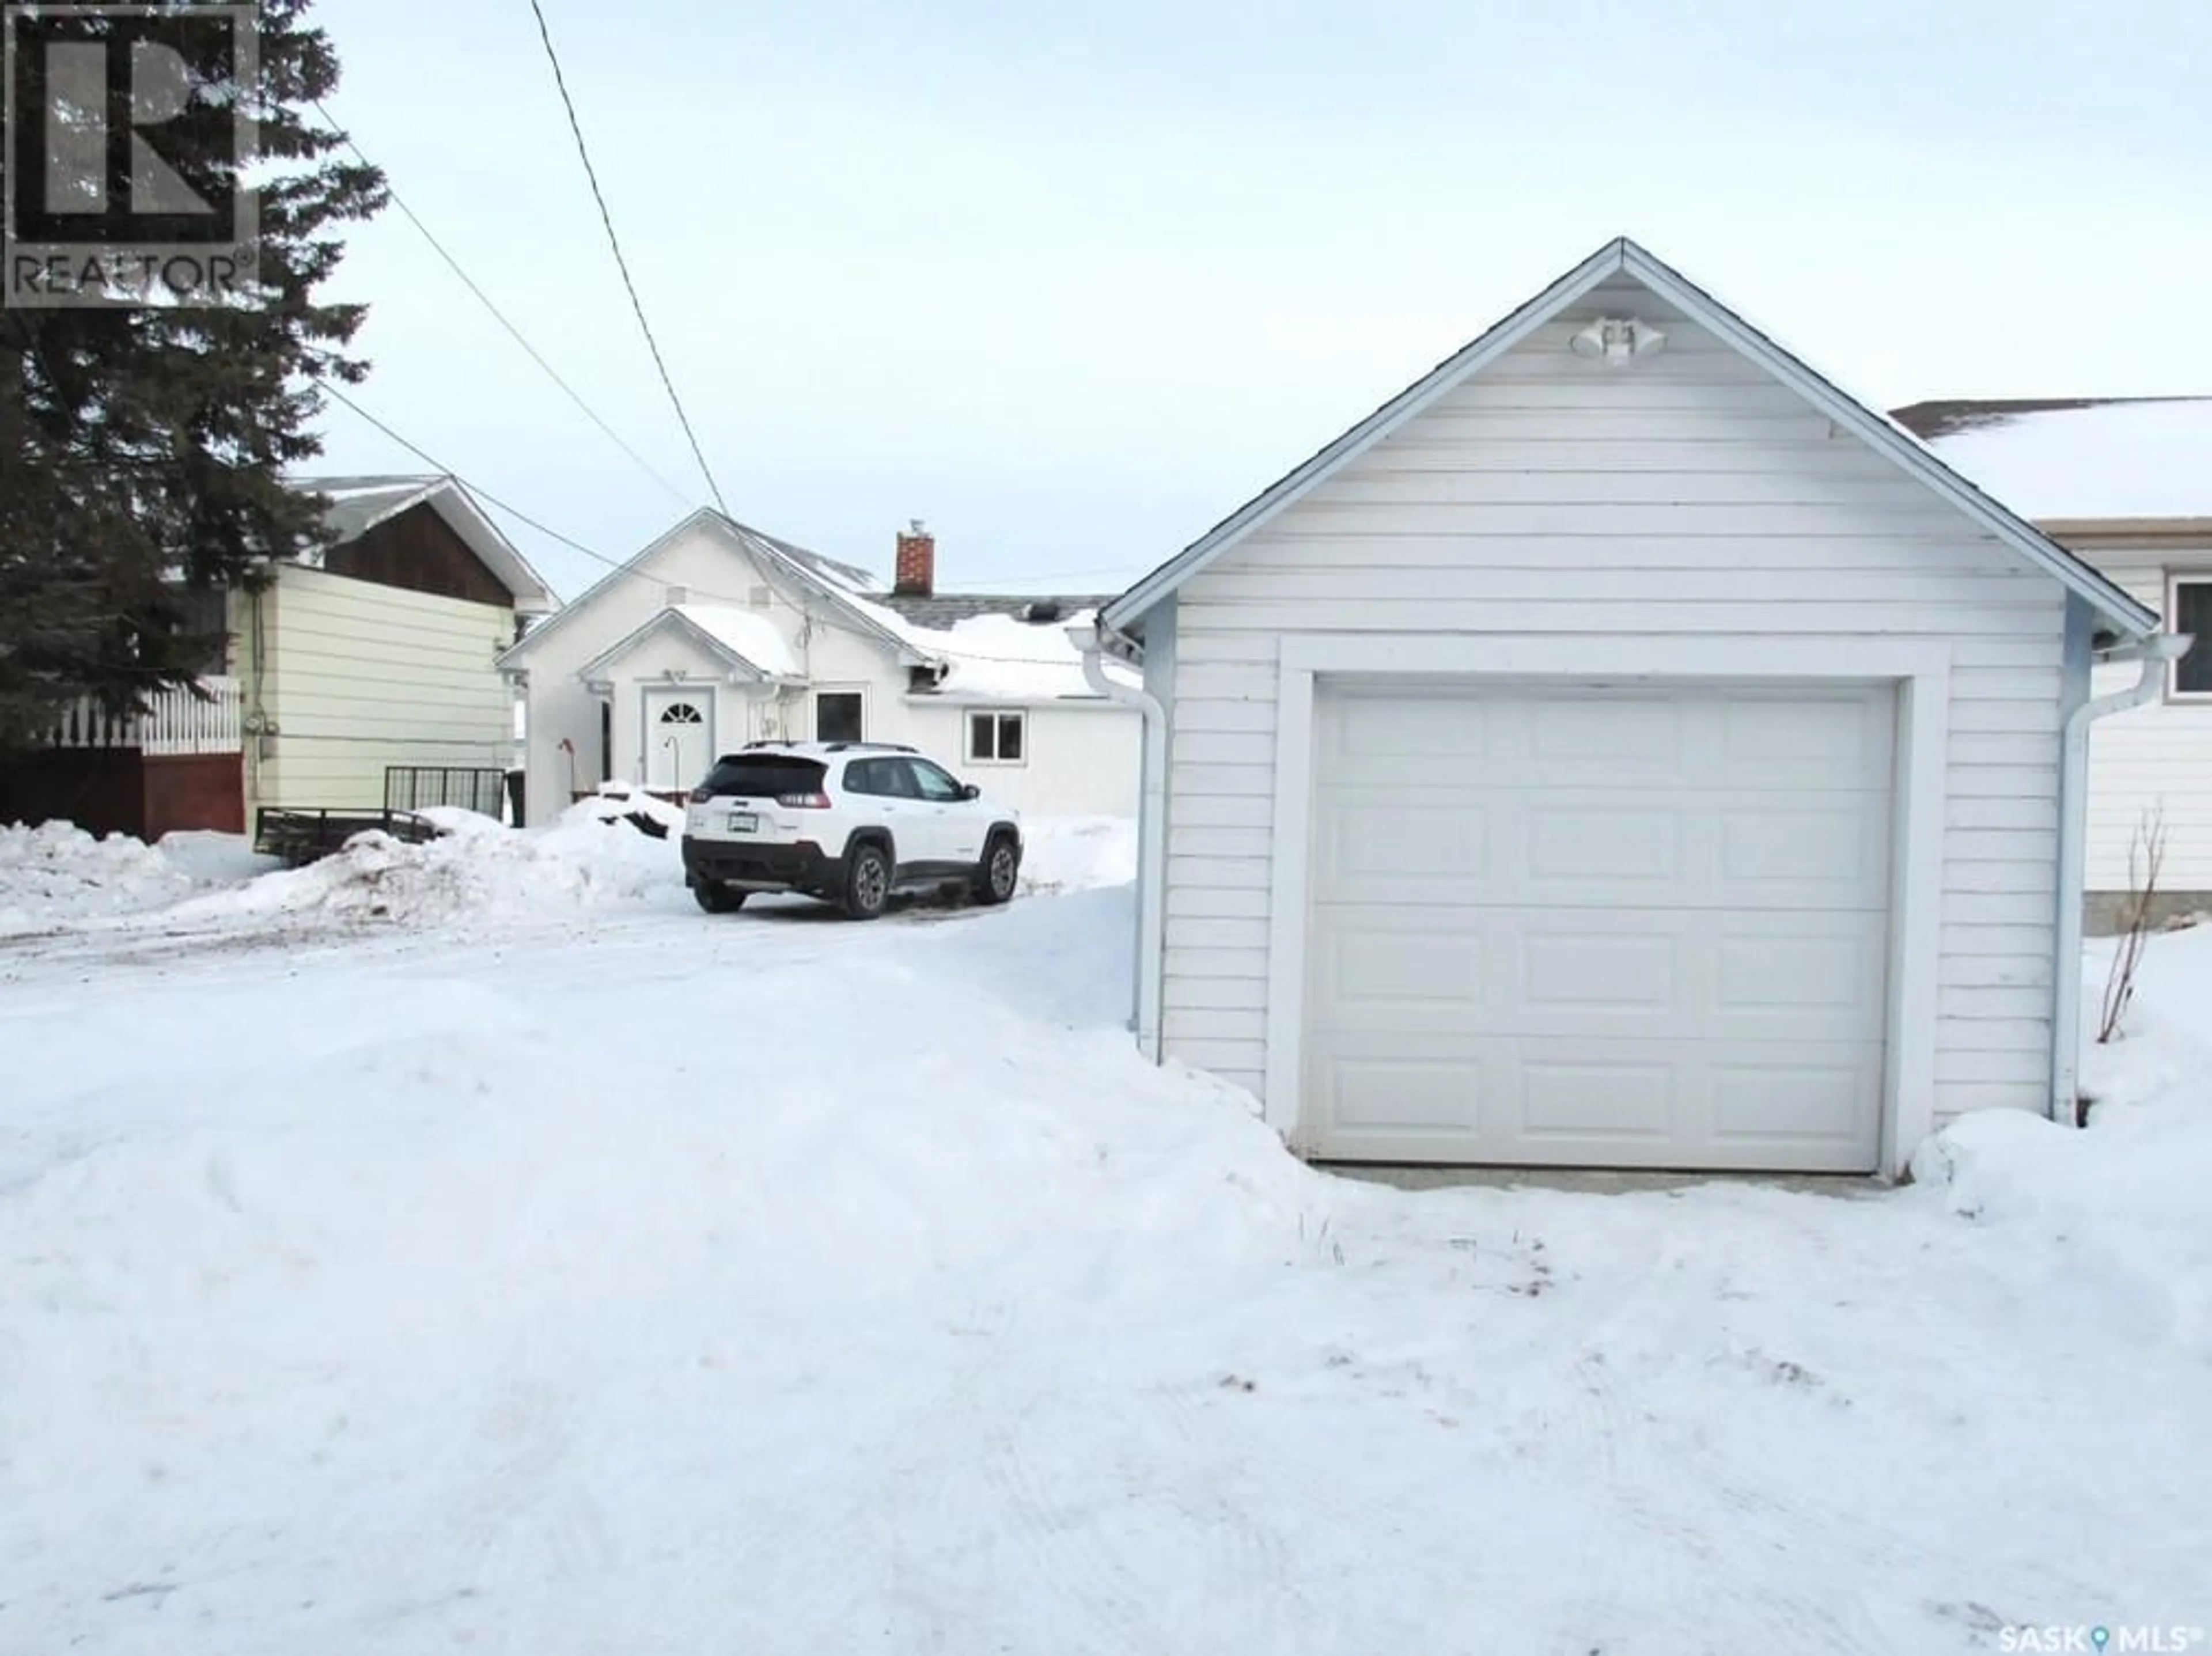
[319,380,627,570]
[320,385,1115,669]
[310,98,695,511]
[526,0,730,517]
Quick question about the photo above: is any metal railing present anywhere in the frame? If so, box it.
[384,766,507,818]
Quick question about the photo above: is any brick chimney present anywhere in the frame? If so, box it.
[894,519,935,597]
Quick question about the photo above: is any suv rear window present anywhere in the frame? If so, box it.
[696,755,827,799]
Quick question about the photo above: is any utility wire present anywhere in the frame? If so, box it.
[319,380,627,570]
[310,98,695,511]
[319,386,1113,669]
[525,0,730,516]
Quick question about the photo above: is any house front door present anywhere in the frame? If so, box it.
[643,686,714,793]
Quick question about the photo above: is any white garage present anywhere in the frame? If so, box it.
[1082,237,2171,1177]
[1305,681,1895,1171]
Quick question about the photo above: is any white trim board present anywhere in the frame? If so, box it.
[1102,237,2157,642]
[1259,633,1953,1178]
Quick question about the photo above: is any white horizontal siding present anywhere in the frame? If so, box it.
[1156,303,2070,1136]
[2054,545,2212,892]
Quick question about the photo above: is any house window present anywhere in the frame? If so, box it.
[968,710,1026,765]
[2172,576,2212,698]
[815,691,864,743]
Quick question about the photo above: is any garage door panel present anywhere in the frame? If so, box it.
[1525,806,1681,880]
[1329,690,1491,757]
[1311,1032,1883,1170]
[1320,799,1484,881]
[1721,695,1893,789]
[1307,680,1894,1173]
[1317,908,1882,1043]
[1520,1058,1678,1142]
[1319,790,1888,911]
[1524,932,1677,1011]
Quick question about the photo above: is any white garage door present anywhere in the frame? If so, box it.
[1305,681,1895,1172]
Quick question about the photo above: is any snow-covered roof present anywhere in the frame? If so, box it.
[575,604,800,685]
[840,598,1135,702]
[292,473,559,614]
[672,604,799,679]
[1890,398,2212,524]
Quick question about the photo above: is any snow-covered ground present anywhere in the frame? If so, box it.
[2,817,2209,1654]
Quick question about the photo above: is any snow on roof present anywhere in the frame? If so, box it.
[931,611,1135,702]
[296,475,440,543]
[290,473,559,613]
[1893,397,2212,522]
[744,526,879,594]
[673,604,799,679]
[834,595,1134,702]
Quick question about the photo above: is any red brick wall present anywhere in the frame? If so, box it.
[894,527,936,596]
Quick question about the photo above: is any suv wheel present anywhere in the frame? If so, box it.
[974,834,1019,905]
[693,882,746,915]
[842,842,892,920]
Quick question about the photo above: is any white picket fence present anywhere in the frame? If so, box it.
[47,676,243,756]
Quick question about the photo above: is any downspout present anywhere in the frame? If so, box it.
[1069,620,1166,1060]
[2050,629,2192,1124]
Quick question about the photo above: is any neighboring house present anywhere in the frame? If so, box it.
[1081,236,2164,1180]
[2,473,554,839]
[232,475,559,824]
[497,512,1140,828]
[1891,398,2212,924]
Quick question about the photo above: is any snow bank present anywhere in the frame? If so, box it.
[1019,816,1136,894]
[10,852,2212,1648]
[167,786,685,927]
[0,820,275,934]
[1912,924,2212,1362]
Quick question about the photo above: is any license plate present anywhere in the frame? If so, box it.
[727,811,758,833]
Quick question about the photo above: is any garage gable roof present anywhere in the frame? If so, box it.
[1101,238,2159,641]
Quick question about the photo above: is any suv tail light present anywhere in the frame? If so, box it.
[778,790,832,809]
[688,785,715,804]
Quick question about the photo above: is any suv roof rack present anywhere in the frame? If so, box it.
[821,740,918,753]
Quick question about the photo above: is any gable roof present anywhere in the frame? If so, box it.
[499,509,923,669]
[295,474,559,614]
[575,603,800,685]
[1891,397,2212,524]
[1101,238,2159,641]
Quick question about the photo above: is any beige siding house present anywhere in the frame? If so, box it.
[1081,238,2165,1179]
[234,476,557,823]
[1893,399,2212,920]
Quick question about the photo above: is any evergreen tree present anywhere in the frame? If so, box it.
[0,0,386,749]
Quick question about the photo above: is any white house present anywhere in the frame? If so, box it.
[498,513,1141,827]
[1076,237,2169,1180]
[1892,397,2212,924]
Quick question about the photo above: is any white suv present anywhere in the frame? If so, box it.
[680,741,1024,919]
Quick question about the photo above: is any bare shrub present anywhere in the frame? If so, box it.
[2097,808,2168,1045]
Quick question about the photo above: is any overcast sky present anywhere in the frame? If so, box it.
[307,0,2212,602]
